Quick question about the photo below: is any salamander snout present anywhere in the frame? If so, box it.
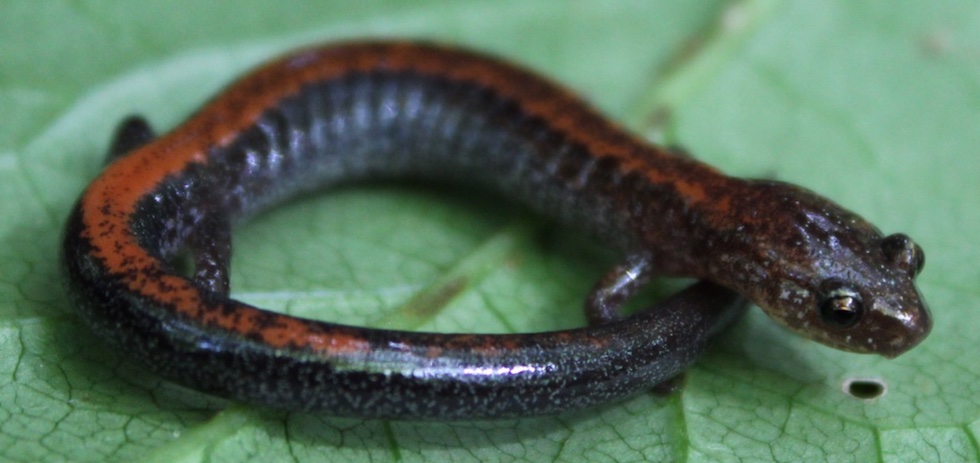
[810,233,931,357]
[732,181,933,357]
[871,290,932,359]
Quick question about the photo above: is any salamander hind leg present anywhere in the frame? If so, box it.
[106,115,156,163]
[186,213,232,297]
[585,253,657,325]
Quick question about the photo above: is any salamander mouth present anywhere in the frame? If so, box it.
[878,313,932,358]
[783,303,931,358]
[849,299,933,358]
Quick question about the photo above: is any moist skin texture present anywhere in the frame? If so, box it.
[62,41,930,419]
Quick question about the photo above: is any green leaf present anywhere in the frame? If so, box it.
[2,1,977,461]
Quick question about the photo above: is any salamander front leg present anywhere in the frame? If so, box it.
[585,253,656,325]
[586,254,685,393]
[586,254,749,395]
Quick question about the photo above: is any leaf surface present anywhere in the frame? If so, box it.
[1,1,977,461]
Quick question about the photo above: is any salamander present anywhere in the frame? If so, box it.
[61,41,931,419]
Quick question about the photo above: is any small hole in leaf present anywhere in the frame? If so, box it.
[843,378,886,399]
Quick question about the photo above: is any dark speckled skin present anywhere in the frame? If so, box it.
[62,41,930,419]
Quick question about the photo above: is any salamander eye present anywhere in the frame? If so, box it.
[881,233,925,277]
[819,284,864,328]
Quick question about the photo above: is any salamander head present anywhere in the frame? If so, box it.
[726,181,931,358]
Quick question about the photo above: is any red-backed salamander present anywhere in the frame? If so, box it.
[61,41,931,419]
